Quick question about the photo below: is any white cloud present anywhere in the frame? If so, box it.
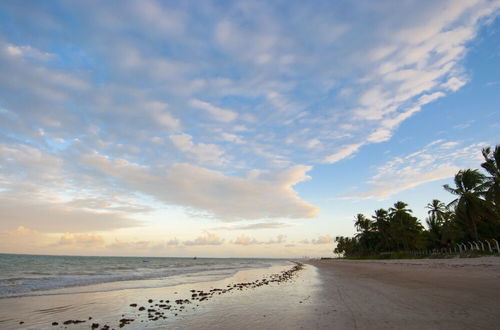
[214,222,291,230]
[57,233,105,247]
[82,154,318,220]
[266,234,286,244]
[347,0,499,151]
[184,232,224,246]
[221,133,245,144]
[170,133,225,165]
[344,140,488,199]
[232,234,286,245]
[324,143,362,163]
[5,44,56,61]
[442,76,467,91]
[311,235,333,244]
[190,99,237,122]
[233,235,258,245]
[0,197,141,232]
[106,238,181,252]
[0,143,143,232]
[418,92,446,105]
[146,101,181,131]
[0,226,51,254]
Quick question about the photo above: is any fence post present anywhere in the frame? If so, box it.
[485,240,492,252]
[492,239,500,253]
[468,242,475,250]
[477,241,485,251]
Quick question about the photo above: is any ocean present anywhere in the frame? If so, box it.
[0,254,288,299]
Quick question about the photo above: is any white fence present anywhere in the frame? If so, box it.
[410,239,500,256]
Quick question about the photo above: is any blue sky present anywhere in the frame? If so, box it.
[0,0,499,257]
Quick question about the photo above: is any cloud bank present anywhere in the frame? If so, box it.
[0,0,498,234]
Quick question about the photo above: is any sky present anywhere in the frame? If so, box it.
[0,0,499,258]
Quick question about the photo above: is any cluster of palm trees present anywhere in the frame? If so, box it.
[334,145,500,257]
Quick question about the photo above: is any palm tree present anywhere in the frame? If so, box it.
[481,145,500,212]
[443,169,490,240]
[389,201,412,217]
[354,214,371,234]
[426,199,447,224]
[372,209,390,250]
[353,214,373,254]
[388,201,420,250]
[426,214,442,246]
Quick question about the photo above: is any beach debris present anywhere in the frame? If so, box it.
[41,262,304,327]
[63,319,86,325]
[19,321,24,325]
[118,318,134,328]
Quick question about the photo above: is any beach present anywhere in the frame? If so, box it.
[1,256,499,329]
[0,258,310,329]
[307,256,500,329]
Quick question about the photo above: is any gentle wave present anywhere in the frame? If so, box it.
[0,254,285,298]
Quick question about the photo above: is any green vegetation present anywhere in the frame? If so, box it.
[334,145,500,258]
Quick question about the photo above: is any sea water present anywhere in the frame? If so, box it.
[0,254,287,298]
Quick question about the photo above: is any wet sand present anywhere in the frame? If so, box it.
[1,257,499,329]
[307,256,500,329]
[0,262,312,329]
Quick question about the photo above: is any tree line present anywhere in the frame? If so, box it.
[334,145,500,257]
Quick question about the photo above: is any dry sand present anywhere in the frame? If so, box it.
[307,256,500,329]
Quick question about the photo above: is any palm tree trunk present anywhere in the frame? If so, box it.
[468,208,479,240]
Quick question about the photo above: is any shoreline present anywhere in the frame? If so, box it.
[0,262,305,329]
[2,257,499,329]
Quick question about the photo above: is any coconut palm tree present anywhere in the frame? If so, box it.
[354,213,371,234]
[389,201,412,217]
[388,201,422,250]
[426,199,447,224]
[372,208,390,250]
[426,214,442,247]
[481,145,500,212]
[443,169,490,240]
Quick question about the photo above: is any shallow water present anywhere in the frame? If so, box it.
[0,254,288,298]
[0,262,318,329]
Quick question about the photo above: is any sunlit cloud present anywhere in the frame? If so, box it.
[184,232,225,246]
[83,154,318,220]
[213,222,291,231]
[232,234,286,245]
[57,233,105,247]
